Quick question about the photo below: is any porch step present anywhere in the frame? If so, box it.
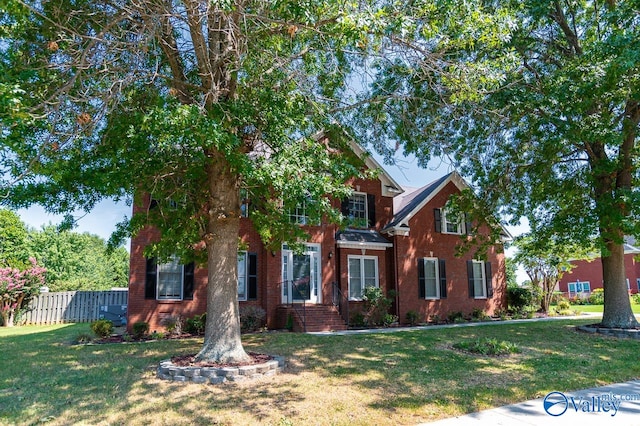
[277,305,348,332]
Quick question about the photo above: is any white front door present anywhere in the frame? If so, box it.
[282,244,321,304]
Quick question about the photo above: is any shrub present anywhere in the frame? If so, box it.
[447,311,464,323]
[362,287,393,326]
[633,293,640,305]
[239,305,266,333]
[405,310,420,326]
[90,319,113,338]
[149,331,165,339]
[185,313,206,335]
[132,321,149,339]
[588,288,604,305]
[350,311,366,327]
[161,316,183,335]
[471,308,490,321]
[556,298,571,311]
[506,286,533,314]
[383,313,398,327]
[74,333,93,344]
[453,338,520,356]
[429,314,441,324]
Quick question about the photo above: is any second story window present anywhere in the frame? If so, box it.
[342,192,375,228]
[289,201,309,225]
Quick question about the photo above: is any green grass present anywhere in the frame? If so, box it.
[565,303,640,314]
[1,320,640,425]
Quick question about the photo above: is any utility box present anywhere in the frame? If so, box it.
[99,305,127,326]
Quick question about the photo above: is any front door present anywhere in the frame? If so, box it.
[282,244,321,303]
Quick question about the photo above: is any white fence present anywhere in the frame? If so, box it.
[23,290,128,325]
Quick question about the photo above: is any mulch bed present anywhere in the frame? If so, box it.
[171,352,273,368]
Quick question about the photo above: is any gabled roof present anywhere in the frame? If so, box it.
[384,171,466,230]
[383,171,512,241]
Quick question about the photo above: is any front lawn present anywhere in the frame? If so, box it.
[571,304,640,314]
[1,320,639,425]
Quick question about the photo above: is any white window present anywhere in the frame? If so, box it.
[471,260,486,299]
[442,209,463,235]
[568,281,591,295]
[347,193,368,227]
[157,256,184,300]
[422,258,440,299]
[238,251,247,301]
[348,255,378,300]
[289,201,309,225]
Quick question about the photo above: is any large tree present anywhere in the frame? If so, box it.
[358,1,640,328]
[1,1,396,362]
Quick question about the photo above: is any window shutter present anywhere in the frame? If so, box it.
[367,194,376,227]
[465,214,472,235]
[418,258,426,298]
[341,197,350,217]
[467,260,474,298]
[434,208,442,233]
[439,259,447,299]
[145,258,157,299]
[183,262,195,300]
[248,253,258,300]
[485,261,493,297]
[149,199,158,210]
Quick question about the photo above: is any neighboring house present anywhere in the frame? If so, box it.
[127,142,510,332]
[558,238,640,297]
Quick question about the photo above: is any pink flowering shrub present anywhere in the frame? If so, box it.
[0,258,46,327]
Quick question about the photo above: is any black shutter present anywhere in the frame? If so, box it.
[465,214,472,235]
[439,259,447,299]
[149,199,158,209]
[248,253,258,300]
[183,262,195,300]
[367,194,376,227]
[145,257,157,299]
[467,260,475,298]
[341,197,350,217]
[485,261,493,297]
[418,258,426,298]
[434,208,442,233]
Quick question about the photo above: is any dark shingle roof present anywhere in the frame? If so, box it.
[384,173,453,229]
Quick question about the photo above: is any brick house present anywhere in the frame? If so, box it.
[557,239,640,297]
[127,144,510,332]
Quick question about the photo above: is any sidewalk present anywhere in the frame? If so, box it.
[422,380,640,425]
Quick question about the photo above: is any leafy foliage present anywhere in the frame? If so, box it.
[453,338,520,356]
[90,319,113,339]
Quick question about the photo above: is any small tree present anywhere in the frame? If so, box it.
[513,235,592,314]
[0,258,46,326]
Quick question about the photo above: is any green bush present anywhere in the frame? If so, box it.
[405,310,420,326]
[350,311,366,327]
[447,311,465,323]
[632,293,640,305]
[556,298,571,311]
[383,313,398,327]
[90,319,113,339]
[471,308,490,321]
[506,286,533,314]
[588,288,604,305]
[185,313,206,335]
[362,287,393,326]
[161,316,183,335]
[453,338,520,356]
[239,305,266,333]
[132,321,149,339]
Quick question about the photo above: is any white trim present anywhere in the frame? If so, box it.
[347,255,379,301]
[422,257,440,300]
[345,139,404,198]
[441,209,464,235]
[471,260,487,299]
[237,251,247,302]
[281,243,322,304]
[336,241,393,250]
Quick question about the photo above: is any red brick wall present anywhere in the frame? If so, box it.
[558,253,640,294]
[393,181,506,324]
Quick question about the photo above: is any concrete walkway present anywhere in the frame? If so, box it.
[310,313,640,424]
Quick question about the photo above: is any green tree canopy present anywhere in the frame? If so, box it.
[0,208,29,268]
[1,0,403,362]
[357,0,640,328]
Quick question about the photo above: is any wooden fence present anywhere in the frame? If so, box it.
[23,290,128,325]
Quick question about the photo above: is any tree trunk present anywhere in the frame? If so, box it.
[542,279,553,314]
[195,153,250,364]
[601,240,638,328]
